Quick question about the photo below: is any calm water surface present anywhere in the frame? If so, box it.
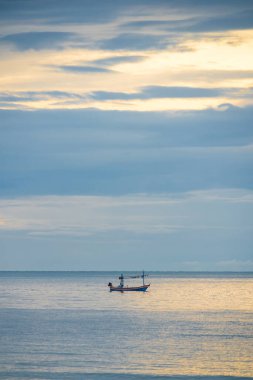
[0,272,252,380]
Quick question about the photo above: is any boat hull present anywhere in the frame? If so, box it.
[109,284,150,292]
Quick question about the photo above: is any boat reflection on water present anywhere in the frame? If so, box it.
[108,271,150,292]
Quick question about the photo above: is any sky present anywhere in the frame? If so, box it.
[0,0,253,271]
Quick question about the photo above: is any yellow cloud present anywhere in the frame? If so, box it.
[0,30,253,111]
[4,95,252,112]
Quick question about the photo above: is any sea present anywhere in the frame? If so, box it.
[0,271,252,380]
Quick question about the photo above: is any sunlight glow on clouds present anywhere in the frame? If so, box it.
[0,4,253,111]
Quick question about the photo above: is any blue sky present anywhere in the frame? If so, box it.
[0,0,253,270]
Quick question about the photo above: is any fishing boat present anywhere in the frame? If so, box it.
[108,271,150,292]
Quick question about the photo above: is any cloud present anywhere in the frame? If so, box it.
[2,0,253,25]
[55,65,113,73]
[0,91,84,102]
[122,10,253,34]
[175,69,253,82]
[0,194,178,236]
[0,22,252,112]
[0,106,253,197]
[186,10,253,33]
[0,190,252,237]
[1,188,252,271]
[122,20,188,29]
[0,0,253,271]
[90,91,135,101]
[160,86,222,98]
[92,55,145,66]
[0,32,75,50]
[1,189,253,270]
[0,85,240,111]
[0,94,32,102]
[99,33,171,51]
[91,86,223,101]
[0,0,127,24]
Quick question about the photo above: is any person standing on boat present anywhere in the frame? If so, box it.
[119,274,124,288]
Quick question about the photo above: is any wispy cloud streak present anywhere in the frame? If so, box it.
[1,190,253,236]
